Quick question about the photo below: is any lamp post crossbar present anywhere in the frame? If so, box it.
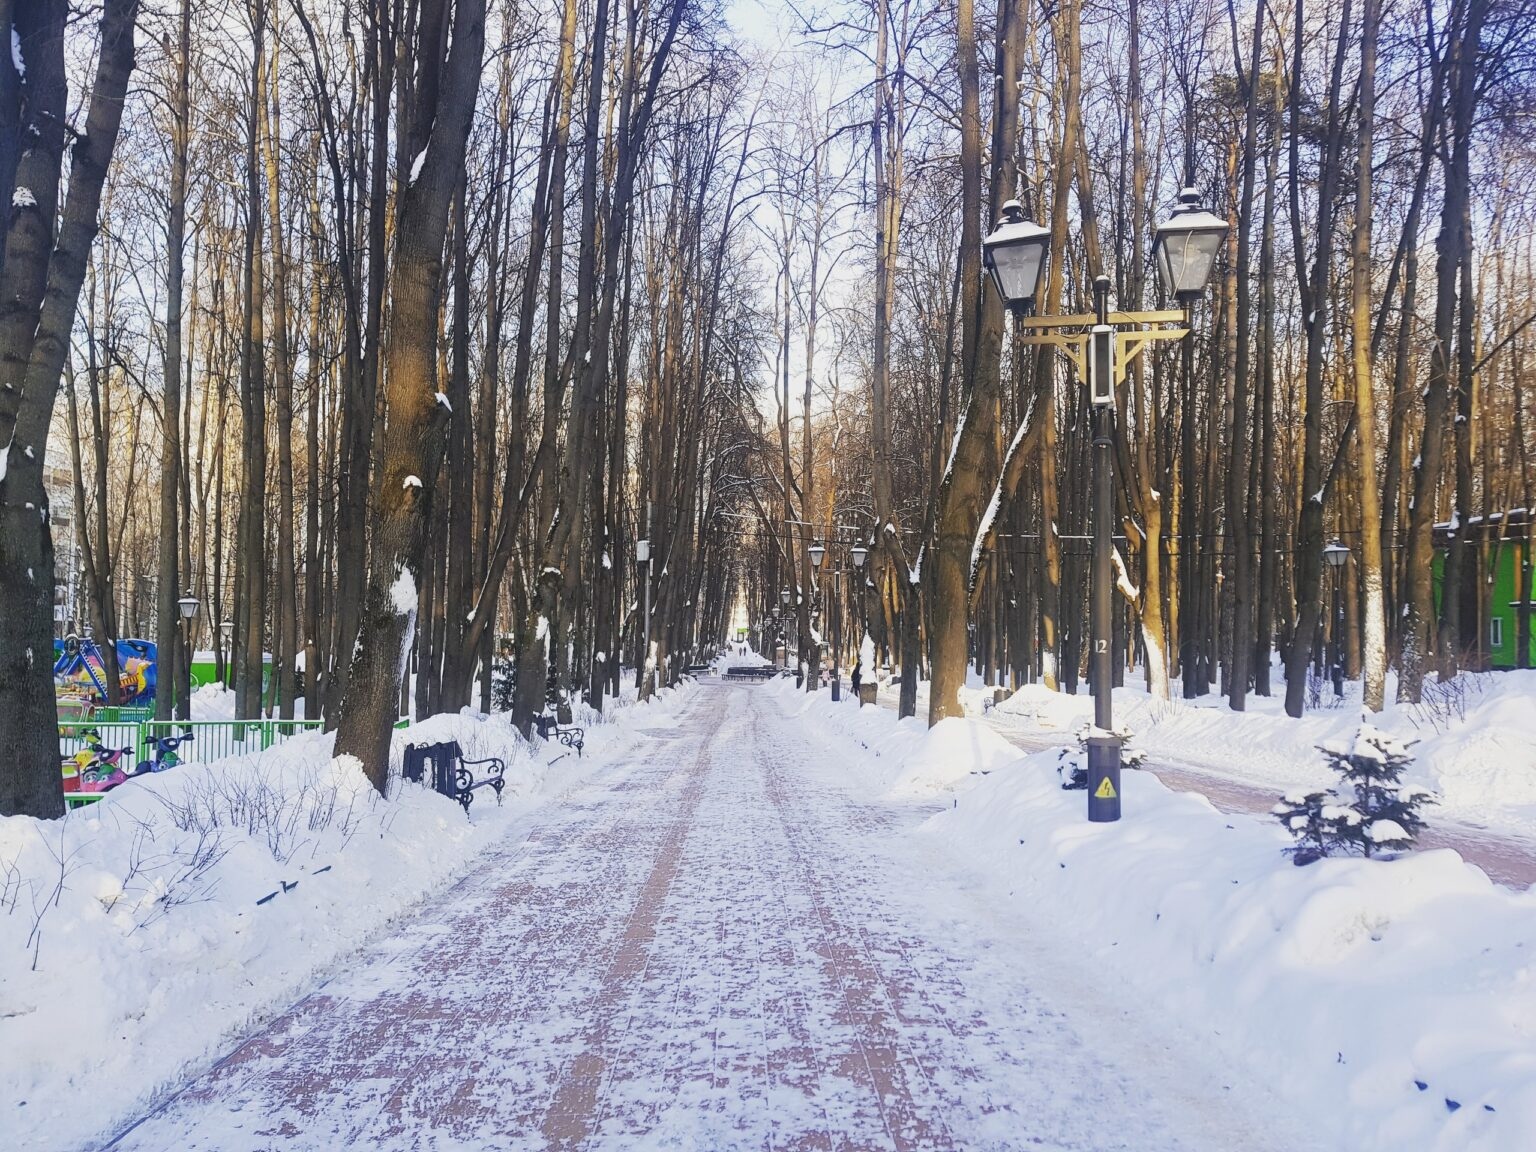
[1014,316,1190,390]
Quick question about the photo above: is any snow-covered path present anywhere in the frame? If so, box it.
[102,685,1309,1151]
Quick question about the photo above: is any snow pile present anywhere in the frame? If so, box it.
[1,682,699,1152]
[776,684,1536,1152]
[888,715,1025,796]
[985,668,1536,838]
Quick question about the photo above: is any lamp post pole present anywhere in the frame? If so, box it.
[1323,540,1350,698]
[637,511,652,697]
[1332,574,1345,698]
[1086,275,1121,821]
[176,590,199,722]
[831,569,842,700]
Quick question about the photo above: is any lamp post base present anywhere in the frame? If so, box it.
[1086,734,1122,822]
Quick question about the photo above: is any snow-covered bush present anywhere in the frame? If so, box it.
[1271,789,1338,865]
[1326,725,1434,857]
[1056,722,1146,790]
[1274,723,1435,863]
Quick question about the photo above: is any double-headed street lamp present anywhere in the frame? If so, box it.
[983,187,1227,822]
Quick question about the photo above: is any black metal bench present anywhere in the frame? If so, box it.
[724,665,779,681]
[685,664,712,676]
[534,714,584,756]
[402,740,505,813]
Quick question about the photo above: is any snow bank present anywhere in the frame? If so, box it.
[986,668,1536,838]
[1,682,699,1152]
[889,715,1025,796]
[775,684,1536,1152]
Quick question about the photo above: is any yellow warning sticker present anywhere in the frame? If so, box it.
[1094,777,1117,800]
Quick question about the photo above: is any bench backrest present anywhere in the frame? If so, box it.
[403,740,462,788]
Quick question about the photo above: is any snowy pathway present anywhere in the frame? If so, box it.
[102,685,1308,1151]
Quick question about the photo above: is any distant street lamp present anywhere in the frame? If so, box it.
[780,587,793,670]
[174,591,198,721]
[637,534,653,695]
[849,542,869,666]
[987,182,1227,822]
[1324,539,1350,698]
[808,541,826,569]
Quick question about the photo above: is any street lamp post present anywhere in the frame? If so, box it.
[636,532,652,695]
[1323,539,1350,698]
[176,591,198,721]
[809,542,834,698]
[219,619,234,687]
[983,188,1227,823]
[780,587,792,668]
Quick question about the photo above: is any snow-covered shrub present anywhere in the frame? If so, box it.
[1274,724,1435,864]
[1406,671,1489,733]
[1271,789,1338,865]
[1325,725,1434,858]
[1056,722,1146,791]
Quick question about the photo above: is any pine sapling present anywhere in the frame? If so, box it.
[1324,724,1434,858]
[1272,789,1339,865]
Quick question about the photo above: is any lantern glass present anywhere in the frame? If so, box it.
[780,588,792,606]
[1323,540,1350,569]
[809,543,826,569]
[177,593,199,620]
[982,202,1050,308]
[1153,189,1228,300]
[850,544,868,569]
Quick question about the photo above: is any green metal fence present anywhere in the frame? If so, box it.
[58,719,142,762]
[137,719,326,765]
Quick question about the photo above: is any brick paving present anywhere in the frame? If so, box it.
[102,686,1293,1152]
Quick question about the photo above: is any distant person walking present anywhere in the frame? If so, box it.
[850,660,862,700]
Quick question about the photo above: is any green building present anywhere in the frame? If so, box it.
[1434,510,1536,670]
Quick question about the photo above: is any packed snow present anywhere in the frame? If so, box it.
[772,676,1536,1151]
[0,682,701,1152]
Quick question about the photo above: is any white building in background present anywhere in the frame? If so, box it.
[43,448,79,635]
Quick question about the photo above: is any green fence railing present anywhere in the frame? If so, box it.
[137,719,326,765]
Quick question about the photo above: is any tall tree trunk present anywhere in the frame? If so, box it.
[0,0,141,818]
[155,0,192,722]
[263,24,299,720]
[1282,0,1350,718]
[1351,0,1387,710]
[1401,0,1487,701]
[335,0,487,792]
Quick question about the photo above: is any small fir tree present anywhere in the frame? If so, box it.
[1276,724,1435,864]
[1272,790,1339,866]
[1324,725,1434,858]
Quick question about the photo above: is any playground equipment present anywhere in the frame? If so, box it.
[135,729,195,774]
[60,731,135,795]
[54,633,157,706]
